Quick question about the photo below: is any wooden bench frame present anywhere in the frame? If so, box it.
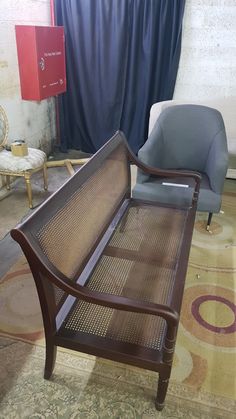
[11,131,201,411]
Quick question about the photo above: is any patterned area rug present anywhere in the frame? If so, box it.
[0,336,235,419]
[0,180,235,417]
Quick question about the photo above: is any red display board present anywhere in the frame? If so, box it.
[15,25,66,101]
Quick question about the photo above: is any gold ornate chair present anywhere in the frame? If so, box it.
[0,148,48,208]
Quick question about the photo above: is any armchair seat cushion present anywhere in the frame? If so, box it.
[132,173,221,213]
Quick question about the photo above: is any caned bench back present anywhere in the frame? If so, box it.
[14,132,130,281]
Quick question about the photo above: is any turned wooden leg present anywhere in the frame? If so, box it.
[44,343,57,379]
[24,174,33,208]
[155,373,170,411]
[43,163,48,190]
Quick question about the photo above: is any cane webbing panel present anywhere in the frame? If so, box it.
[109,205,185,260]
[36,144,129,280]
[54,285,67,307]
[86,255,175,304]
[61,203,187,351]
[63,300,165,351]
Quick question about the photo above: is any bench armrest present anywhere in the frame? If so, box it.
[45,266,179,328]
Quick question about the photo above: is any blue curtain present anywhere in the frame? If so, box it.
[55,0,185,153]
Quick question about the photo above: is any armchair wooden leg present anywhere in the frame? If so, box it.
[206,212,213,231]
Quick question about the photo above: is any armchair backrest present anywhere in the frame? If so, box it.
[153,105,226,171]
[137,105,228,190]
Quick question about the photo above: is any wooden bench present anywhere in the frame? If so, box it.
[11,131,201,411]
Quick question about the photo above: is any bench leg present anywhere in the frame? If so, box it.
[155,373,170,411]
[44,342,57,379]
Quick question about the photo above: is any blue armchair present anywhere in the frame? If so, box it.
[132,105,229,229]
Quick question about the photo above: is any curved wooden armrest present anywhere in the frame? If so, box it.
[130,151,201,185]
[119,131,201,202]
[128,150,201,206]
[44,265,179,328]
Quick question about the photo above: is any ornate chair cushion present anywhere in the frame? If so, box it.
[0,148,46,172]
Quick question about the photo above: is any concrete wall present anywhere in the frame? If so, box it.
[0,0,55,153]
[174,0,236,100]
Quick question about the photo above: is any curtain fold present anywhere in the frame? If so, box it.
[55,0,185,153]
